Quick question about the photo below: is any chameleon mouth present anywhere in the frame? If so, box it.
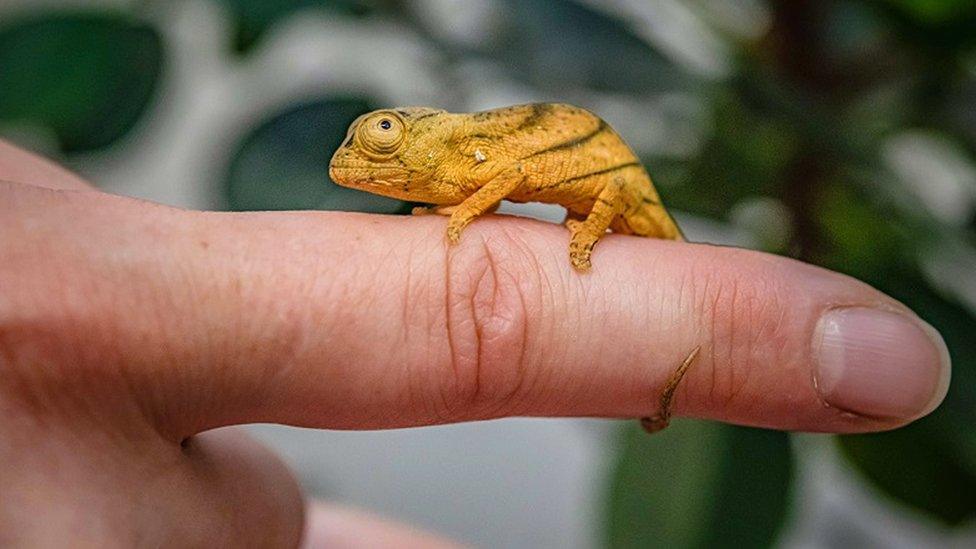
[329,164,410,188]
[329,162,407,171]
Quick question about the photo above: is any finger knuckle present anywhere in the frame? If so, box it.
[694,252,793,409]
[436,228,535,420]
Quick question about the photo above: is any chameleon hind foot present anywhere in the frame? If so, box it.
[569,238,596,272]
[567,221,599,272]
[640,345,701,434]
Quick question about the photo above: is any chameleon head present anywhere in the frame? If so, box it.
[329,107,448,202]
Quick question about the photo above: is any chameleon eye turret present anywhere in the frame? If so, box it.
[356,111,405,157]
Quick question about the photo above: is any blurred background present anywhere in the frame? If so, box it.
[2,0,975,547]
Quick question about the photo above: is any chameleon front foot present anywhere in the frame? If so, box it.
[640,345,701,434]
[569,247,594,272]
[568,228,599,272]
[446,223,463,244]
[446,207,478,244]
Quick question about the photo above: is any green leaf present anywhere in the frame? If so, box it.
[838,273,976,526]
[216,0,374,53]
[839,420,976,527]
[492,0,693,94]
[224,97,411,214]
[815,182,909,280]
[883,0,976,25]
[605,421,793,549]
[870,0,976,53]
[656,93,797,220]
[0,13,163,153]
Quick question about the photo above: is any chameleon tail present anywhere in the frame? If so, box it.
[640,345,701,433]
[623,174,685,241]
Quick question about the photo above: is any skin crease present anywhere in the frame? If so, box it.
[0,140,949,547]
[329,103,683,272]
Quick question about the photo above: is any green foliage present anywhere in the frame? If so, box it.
[884,0,976,25]
[839,422,976,526]
[224,98,411,213]
[659,93,798,220]
[216,0,375,53]
[495,0,692,94]
[0,13,162,152]
[815,182,909,279]
[606,421,793,548]
[872,0,976,55]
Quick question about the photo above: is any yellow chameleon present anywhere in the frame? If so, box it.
[329,102,684,272]
[329,102,695,433]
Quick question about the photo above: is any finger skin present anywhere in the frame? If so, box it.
[0,182,947,438]
[0,140,93,190]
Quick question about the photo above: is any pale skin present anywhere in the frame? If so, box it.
[0,140,950,546]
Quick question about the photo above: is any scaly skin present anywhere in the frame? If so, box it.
[328,103,684,272]
[328,103,694,432]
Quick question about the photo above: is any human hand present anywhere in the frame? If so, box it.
[0,141,950,546]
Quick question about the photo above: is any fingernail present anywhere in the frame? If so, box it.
[814,307,951,419]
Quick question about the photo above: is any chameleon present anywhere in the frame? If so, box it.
[328,102,684,272]
[328,103,695,433]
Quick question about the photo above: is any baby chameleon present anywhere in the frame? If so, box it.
[329,102,684,272]
[329,103,695,433]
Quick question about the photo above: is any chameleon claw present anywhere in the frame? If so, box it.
[446,225,462,244]
[446,209,473,244]
[569,232,597,272]
[570,252,591,272]
[412,206,432,216]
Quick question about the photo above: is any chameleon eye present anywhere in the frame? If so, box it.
[357,113,405,156]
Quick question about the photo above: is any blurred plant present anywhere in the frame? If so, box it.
[224,98,411,214]
[2,0,975,547]
[0,12,162,152]
[216,0,374,52]
[608,421,793,549]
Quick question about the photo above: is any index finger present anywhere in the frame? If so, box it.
[0,186,950,438]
